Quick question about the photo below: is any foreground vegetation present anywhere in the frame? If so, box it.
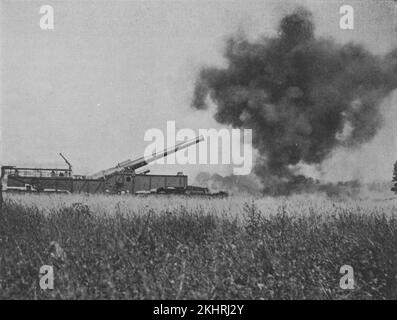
[0,193,396,299]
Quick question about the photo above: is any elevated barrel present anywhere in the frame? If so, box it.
[89,135,204,179]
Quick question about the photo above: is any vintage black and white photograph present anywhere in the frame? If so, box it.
[0,0,396,304]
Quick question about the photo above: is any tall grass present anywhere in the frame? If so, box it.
[0,193,396,299]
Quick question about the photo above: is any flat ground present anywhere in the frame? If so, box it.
[0,192,396,299]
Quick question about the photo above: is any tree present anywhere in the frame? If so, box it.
[392,161,397,194]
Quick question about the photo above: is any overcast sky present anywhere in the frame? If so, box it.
[1,0,396,181]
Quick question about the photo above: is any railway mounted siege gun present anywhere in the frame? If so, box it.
[1,135,227,196]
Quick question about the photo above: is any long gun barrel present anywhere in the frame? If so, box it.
[89,135,204,179]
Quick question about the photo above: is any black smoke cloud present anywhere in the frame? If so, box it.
[192,8,397,193]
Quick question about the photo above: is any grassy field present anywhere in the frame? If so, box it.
[0,193,396,299]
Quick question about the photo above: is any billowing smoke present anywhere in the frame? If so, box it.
[192,8,397,194]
